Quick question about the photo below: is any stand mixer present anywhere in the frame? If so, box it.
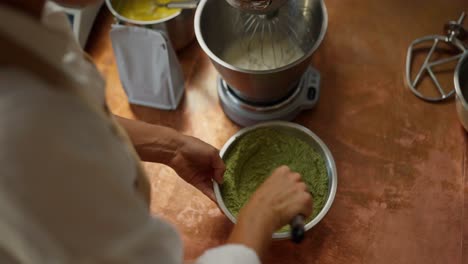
[195,0,327,126]
[195,0,327,124]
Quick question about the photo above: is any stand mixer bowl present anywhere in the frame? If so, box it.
[195,0,327,104]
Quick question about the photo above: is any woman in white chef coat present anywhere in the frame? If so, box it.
[0,0,313,263]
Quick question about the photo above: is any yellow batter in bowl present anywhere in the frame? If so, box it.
[113,0,181,21]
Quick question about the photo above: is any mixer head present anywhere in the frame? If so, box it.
[225,0,288,14]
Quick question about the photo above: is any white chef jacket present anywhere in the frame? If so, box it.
[0,2,260,264]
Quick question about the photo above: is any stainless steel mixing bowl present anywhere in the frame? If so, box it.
[455,52,468,131]
[213,121,337,240]
[106,0,196,51]
[195,0,327,103]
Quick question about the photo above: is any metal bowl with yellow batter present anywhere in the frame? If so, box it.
[105,0,196,50]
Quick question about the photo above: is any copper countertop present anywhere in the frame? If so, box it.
[86,1,468,263]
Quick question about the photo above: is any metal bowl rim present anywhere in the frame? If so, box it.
[194,0,328,74]
[105,0,182,25]
[455,52,468,109]
[213,121,337,240]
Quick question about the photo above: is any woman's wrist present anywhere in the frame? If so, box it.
[240,197,278,235]
[116,116,185,165]
[166,134,189,167]
[227,199,277,259]
[140,130,185,165]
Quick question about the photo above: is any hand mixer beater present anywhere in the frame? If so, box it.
[221,0,315,71]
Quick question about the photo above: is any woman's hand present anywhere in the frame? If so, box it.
[169,135,225,202]
[244,165,313,231]
[228,166,313,258]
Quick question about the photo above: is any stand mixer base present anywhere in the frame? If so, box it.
[218,66,321,127]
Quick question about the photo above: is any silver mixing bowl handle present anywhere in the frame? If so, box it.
[167,0,199,9]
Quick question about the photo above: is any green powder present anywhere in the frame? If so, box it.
[221,128,329,232]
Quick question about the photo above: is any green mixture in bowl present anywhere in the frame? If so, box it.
[221,128,329,232]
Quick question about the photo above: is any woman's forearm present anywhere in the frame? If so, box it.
[227,198,276,259]
[115,116,184,165]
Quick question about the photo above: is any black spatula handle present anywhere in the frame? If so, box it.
[290,215,305,244]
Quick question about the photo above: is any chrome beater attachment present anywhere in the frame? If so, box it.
[406,12,467,102]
